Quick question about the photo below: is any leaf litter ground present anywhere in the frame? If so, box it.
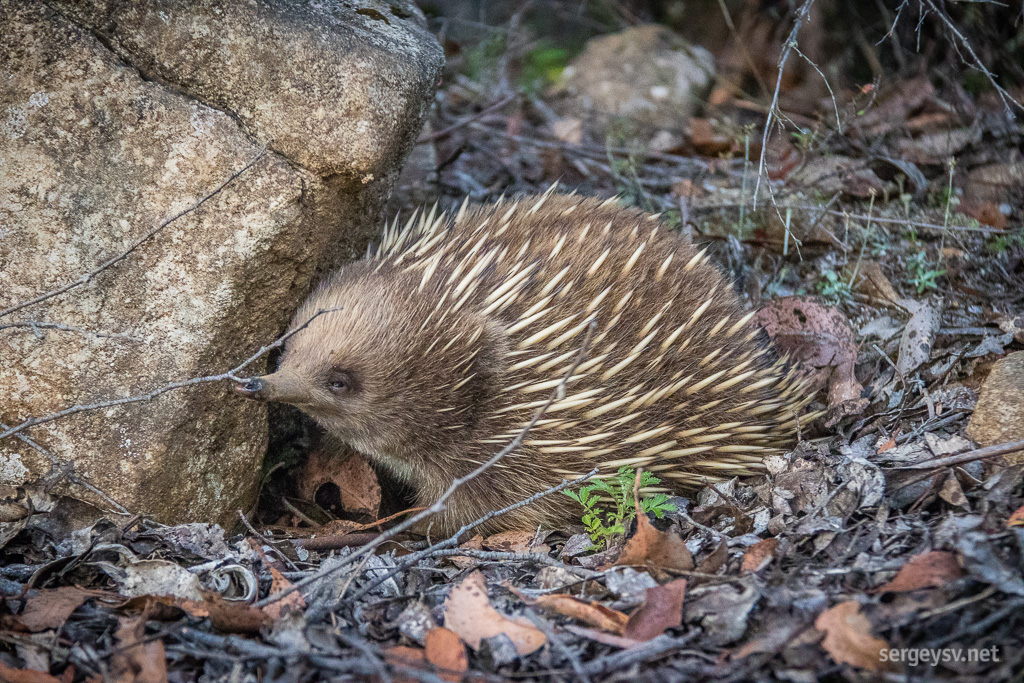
[3,4,1024,681]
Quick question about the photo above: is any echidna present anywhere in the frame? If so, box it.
[236,188,812,533]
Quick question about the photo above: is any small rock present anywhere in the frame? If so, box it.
[966,351,1024,463]
[397,601,435,646]
[558,25,714,136]
[477,633,520,669]
[604,567,658,605]
[558,533,593,559]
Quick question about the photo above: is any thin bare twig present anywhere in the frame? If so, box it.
[754,0,817,207]
[921,0,1024,120]
[343,467,599,602]
[0,307,339,443]
[0,421,130,514]
[896,438,1024,470]
[417,93,518,144]
[0,320,142,342]
[698,201,1006,235]
[0,145,268,319]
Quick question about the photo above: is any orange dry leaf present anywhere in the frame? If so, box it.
[870,551,963,594]
[383,646,427,683]
[623,579,687,641]
[483,530,549,555]
[815,601,898,673]
[740,538,778,573]
[245,538,306,621]
[0,661,62,683]
[424,627,469,682]
[443,570,546,655]
[202,592,270,634]
[109,614,168,683]
[611,512,694,571]
[262,565,306,620]
[1008,505,1024,528]
[298,448,381,519]
[507,586,628,634]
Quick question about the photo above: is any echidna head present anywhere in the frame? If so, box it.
[235,262,504,477]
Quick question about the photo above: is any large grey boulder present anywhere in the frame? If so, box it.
[0,0,442,525]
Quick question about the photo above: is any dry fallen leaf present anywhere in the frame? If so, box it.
[298,448,381,519]
[1008,505,1024,528]
[938,473,969,508]
[815,601,898,672]
[844,260,900,306]
[0,661,62,683]
[424,627,468,683]
[896,298,942,377]
[262,564,307,621]
[483,530,549,555]
[623,578,687,641]
[612,512,694,571]
[508,586,629,634]
[755,296,861,407]
[15,586,116,632]
[383,645,428,683]
[740,538,778,573]
[870,551,964,594]
[202,592,270,634]
[109,613,168,683]
[443,570,546,656]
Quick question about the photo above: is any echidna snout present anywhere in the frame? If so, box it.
[256,190,814,534]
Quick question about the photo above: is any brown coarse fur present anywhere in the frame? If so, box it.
[249,189,813,534]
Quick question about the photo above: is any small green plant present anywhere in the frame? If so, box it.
[816,269,852,304]
[986,229,1024,254]
[906,251,945,293]
[462,33,507,84]
[563,467,676,548]
[519,40,569,93]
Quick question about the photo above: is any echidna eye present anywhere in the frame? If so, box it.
[328,370,355,394]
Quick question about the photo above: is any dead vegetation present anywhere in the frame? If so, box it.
[3,1,1024,681]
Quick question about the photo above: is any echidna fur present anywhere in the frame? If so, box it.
[252,187,814,533]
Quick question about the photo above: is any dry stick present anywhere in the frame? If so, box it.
[343,468,599,604]
[0,321,142,341]
[0,145,268,320]
[255,321,598,609]
[238,510,300,573]
[0,421,130,514]
[921,0,1024,119]
[896,438,1024,471]
[0,307,340,443]
[699,201,1003,235]
[753,0,817,208]
[580,632,700,678]
[715,0,770,97]
[417,93,518,144]
[525,610,593,683]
